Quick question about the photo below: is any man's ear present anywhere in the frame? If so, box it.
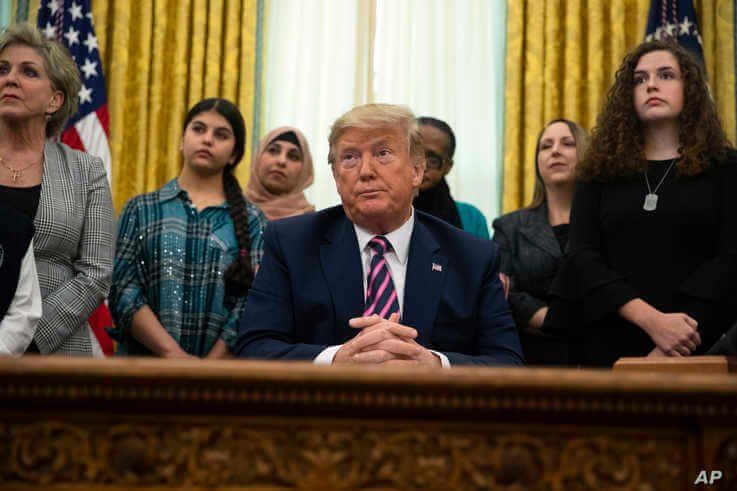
[412,160,424,187]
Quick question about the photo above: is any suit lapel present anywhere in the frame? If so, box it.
[320,215,365,343]
[34,143,60,236]
[519,205,561,259]
[403,219,446,347]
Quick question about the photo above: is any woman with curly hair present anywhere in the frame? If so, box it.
[553,40,737,367]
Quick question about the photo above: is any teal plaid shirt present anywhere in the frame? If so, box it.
[109,179,266,356]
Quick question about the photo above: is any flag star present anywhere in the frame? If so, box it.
[654,27,663,39]
[64,26,80,46]
[68,2,84,21]
[645,34,654,42]
[680,16,693,35]
[665,22,677,36]
[80,58,98,79]
[78,85,93,104]
[86,11,94,26]
[42,22,56,40]
[47,0,60,14]
[83,32,98,52]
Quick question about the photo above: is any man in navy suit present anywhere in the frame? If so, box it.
[234,104,523,366]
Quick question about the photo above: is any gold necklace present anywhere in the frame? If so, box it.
[0,156,41,184]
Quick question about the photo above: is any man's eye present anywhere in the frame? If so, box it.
[376,149,393,162]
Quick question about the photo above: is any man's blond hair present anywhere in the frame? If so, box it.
[328,103,424,166]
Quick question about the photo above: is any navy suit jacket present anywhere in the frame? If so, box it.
[234,206,523,366]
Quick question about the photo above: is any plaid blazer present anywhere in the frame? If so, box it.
[32,142,114,355]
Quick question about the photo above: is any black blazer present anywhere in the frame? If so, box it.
[492,204,564,324]
[492,204,568,365]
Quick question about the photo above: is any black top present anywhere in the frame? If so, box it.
[553,152,737,366]
[552,223,569,253]
[413,178,462,229]
[0,202,34,321]
[0,183,41,220]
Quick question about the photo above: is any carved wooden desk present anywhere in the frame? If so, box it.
[1,357,735,490]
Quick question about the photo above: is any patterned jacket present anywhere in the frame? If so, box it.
[33,142,114,355]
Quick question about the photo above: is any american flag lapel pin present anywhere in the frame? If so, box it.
[431,262,442,272]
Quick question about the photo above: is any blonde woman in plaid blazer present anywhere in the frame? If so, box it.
[32,142,113,355]
[0,24,113,355]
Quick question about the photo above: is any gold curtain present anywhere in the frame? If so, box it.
[30,0,261,212]
[503,0,736,213]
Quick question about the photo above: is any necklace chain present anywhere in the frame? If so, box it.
[0,155,42,184]
[644,158,677,195]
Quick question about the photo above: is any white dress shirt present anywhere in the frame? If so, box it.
[314,209,450,367]
[0,241,42,355]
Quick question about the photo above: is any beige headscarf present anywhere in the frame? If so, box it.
[245,126,315,220]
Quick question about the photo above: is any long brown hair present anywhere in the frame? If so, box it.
[527,119,588,209]
[579,40,730,181]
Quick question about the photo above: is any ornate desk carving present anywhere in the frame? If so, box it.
[1,357,735,490]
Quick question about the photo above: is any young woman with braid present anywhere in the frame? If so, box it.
[551,41,737,367]
[109,98,267,358]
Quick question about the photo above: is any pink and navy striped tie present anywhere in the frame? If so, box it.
[363,236,400,319]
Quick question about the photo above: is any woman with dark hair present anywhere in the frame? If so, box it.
[492,119,588,365]
[109,98,267,358]
[245,126,315,220]
[554,40,737,367]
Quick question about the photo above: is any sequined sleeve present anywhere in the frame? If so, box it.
[108,197,148,341]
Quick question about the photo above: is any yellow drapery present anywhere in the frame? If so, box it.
[29,0,260,212]
[504,0,736,213]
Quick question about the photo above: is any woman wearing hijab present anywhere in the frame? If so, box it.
[245,127,315,220]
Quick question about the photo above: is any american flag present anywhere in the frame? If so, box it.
[644,0,704,62]
[37,0,112,181]
[37,0,115,356]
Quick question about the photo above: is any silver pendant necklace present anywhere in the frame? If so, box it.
[643,158,677,212]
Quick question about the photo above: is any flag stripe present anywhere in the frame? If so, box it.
[60,126,85,154]
[75,112,112,183]
[96,105,110,137]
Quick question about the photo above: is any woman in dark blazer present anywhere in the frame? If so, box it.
[492,119,588,365]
